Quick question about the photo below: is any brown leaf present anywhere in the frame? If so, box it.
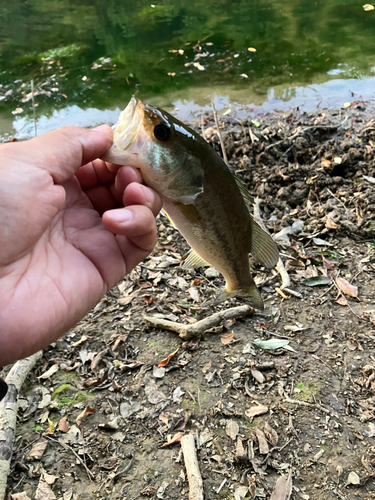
[245,405,268,421]
[321,158,331,168]
[35,478,56,500]
[270,472,293,500]
[256,428,269,454]
[158,346,182,367]
[159,414,169,426]
[75,406,96,426]
[336,277,358,297]
[336,295,348,306]
[264,421,278,446]
[27,439,48,460]
[235,437,247,463]
[220,331,234,345]
[323,258,335,270]
[161,432,183,447]
[58,416,69,433]
[326,215,340,229]
[90,349,108,372]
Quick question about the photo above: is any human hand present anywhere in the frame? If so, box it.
[0,126,162,366]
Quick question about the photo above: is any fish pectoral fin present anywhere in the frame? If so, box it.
[250,218,279,269]
[214,283,264,310]
[234,174,255,208]
[182,249,211,270]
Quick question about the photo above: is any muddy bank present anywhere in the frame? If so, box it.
[3,100,375,500]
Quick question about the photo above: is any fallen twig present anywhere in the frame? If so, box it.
[144,305,253,340]
[0,351,43,500]
[181,434,203,500]
[211,100,229,166]
[265,124,339,151]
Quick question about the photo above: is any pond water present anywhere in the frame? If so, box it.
[1,0,375,141]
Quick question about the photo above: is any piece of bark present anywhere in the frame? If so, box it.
[181,434,203,500]
[144,305,253,340]
[0,351,43,500]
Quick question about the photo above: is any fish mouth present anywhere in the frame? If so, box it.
[101,96,145,163]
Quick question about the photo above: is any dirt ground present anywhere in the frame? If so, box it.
[3,100,375,500]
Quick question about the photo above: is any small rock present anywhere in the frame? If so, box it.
[204,267,221,279]
[347,471,360,485]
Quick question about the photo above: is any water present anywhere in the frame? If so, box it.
[1,0,375,141]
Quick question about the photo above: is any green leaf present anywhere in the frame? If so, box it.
[305,276,331,287]
[253,338,291,350]
[251,119,260,127]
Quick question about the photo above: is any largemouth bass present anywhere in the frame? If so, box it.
[102,97,279,309]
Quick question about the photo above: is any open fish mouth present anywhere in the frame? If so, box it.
[101,96,145,163]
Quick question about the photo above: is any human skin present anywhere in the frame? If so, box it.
[0,125,162,366]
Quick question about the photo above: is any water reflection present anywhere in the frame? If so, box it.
[6,76,375,140]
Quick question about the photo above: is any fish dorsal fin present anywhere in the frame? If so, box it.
[234,175,255,209]
[182,249,211,270]
[249,218,279,269]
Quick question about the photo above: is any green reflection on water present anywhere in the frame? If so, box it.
[0,0,374,123]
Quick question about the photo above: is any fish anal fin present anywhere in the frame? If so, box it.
[250,218,279,269]
[214,283,264,310]
[182,249,211,270]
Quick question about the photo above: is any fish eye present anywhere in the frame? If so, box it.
[154,123,171,142]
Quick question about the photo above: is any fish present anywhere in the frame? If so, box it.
[101,96,279,309]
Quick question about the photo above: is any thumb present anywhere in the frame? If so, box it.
[19,125,113,184]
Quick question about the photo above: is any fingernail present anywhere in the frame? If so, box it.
[109,209,133,223]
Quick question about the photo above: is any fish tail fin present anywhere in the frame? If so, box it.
[214,283,264,310]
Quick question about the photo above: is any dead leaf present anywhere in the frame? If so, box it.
[91,349,108,372]
[189,287,200,302]
[264,421,279,446]
[220,331,234,345]
[248,47,257,52]
[43,471,58,485]
[347,471,360,485]
[245,405,268,421]
[159,414,169,426]
[270,472,293,500]
[71,335,89,347]
[37,364,59,379]
[226,419,239,440]
[76,406,96,426]
[161,432,183,447]
[9,493,32,500]
[58,416,69,433]
[336,277,358,297]
[326,215,340,229]
[98,417,119,430]
[43,418,55,436]
[256,428,269,454]
[321,158,331,168]
[235,437,247,463]
[144,377,167,404]
[27,439,48,460]
[234,485,249,500]
[35,478,56,500]
[363,4,375,11]
[158,346,182,367]
[251,369,265,384]
[336,295,348,306]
